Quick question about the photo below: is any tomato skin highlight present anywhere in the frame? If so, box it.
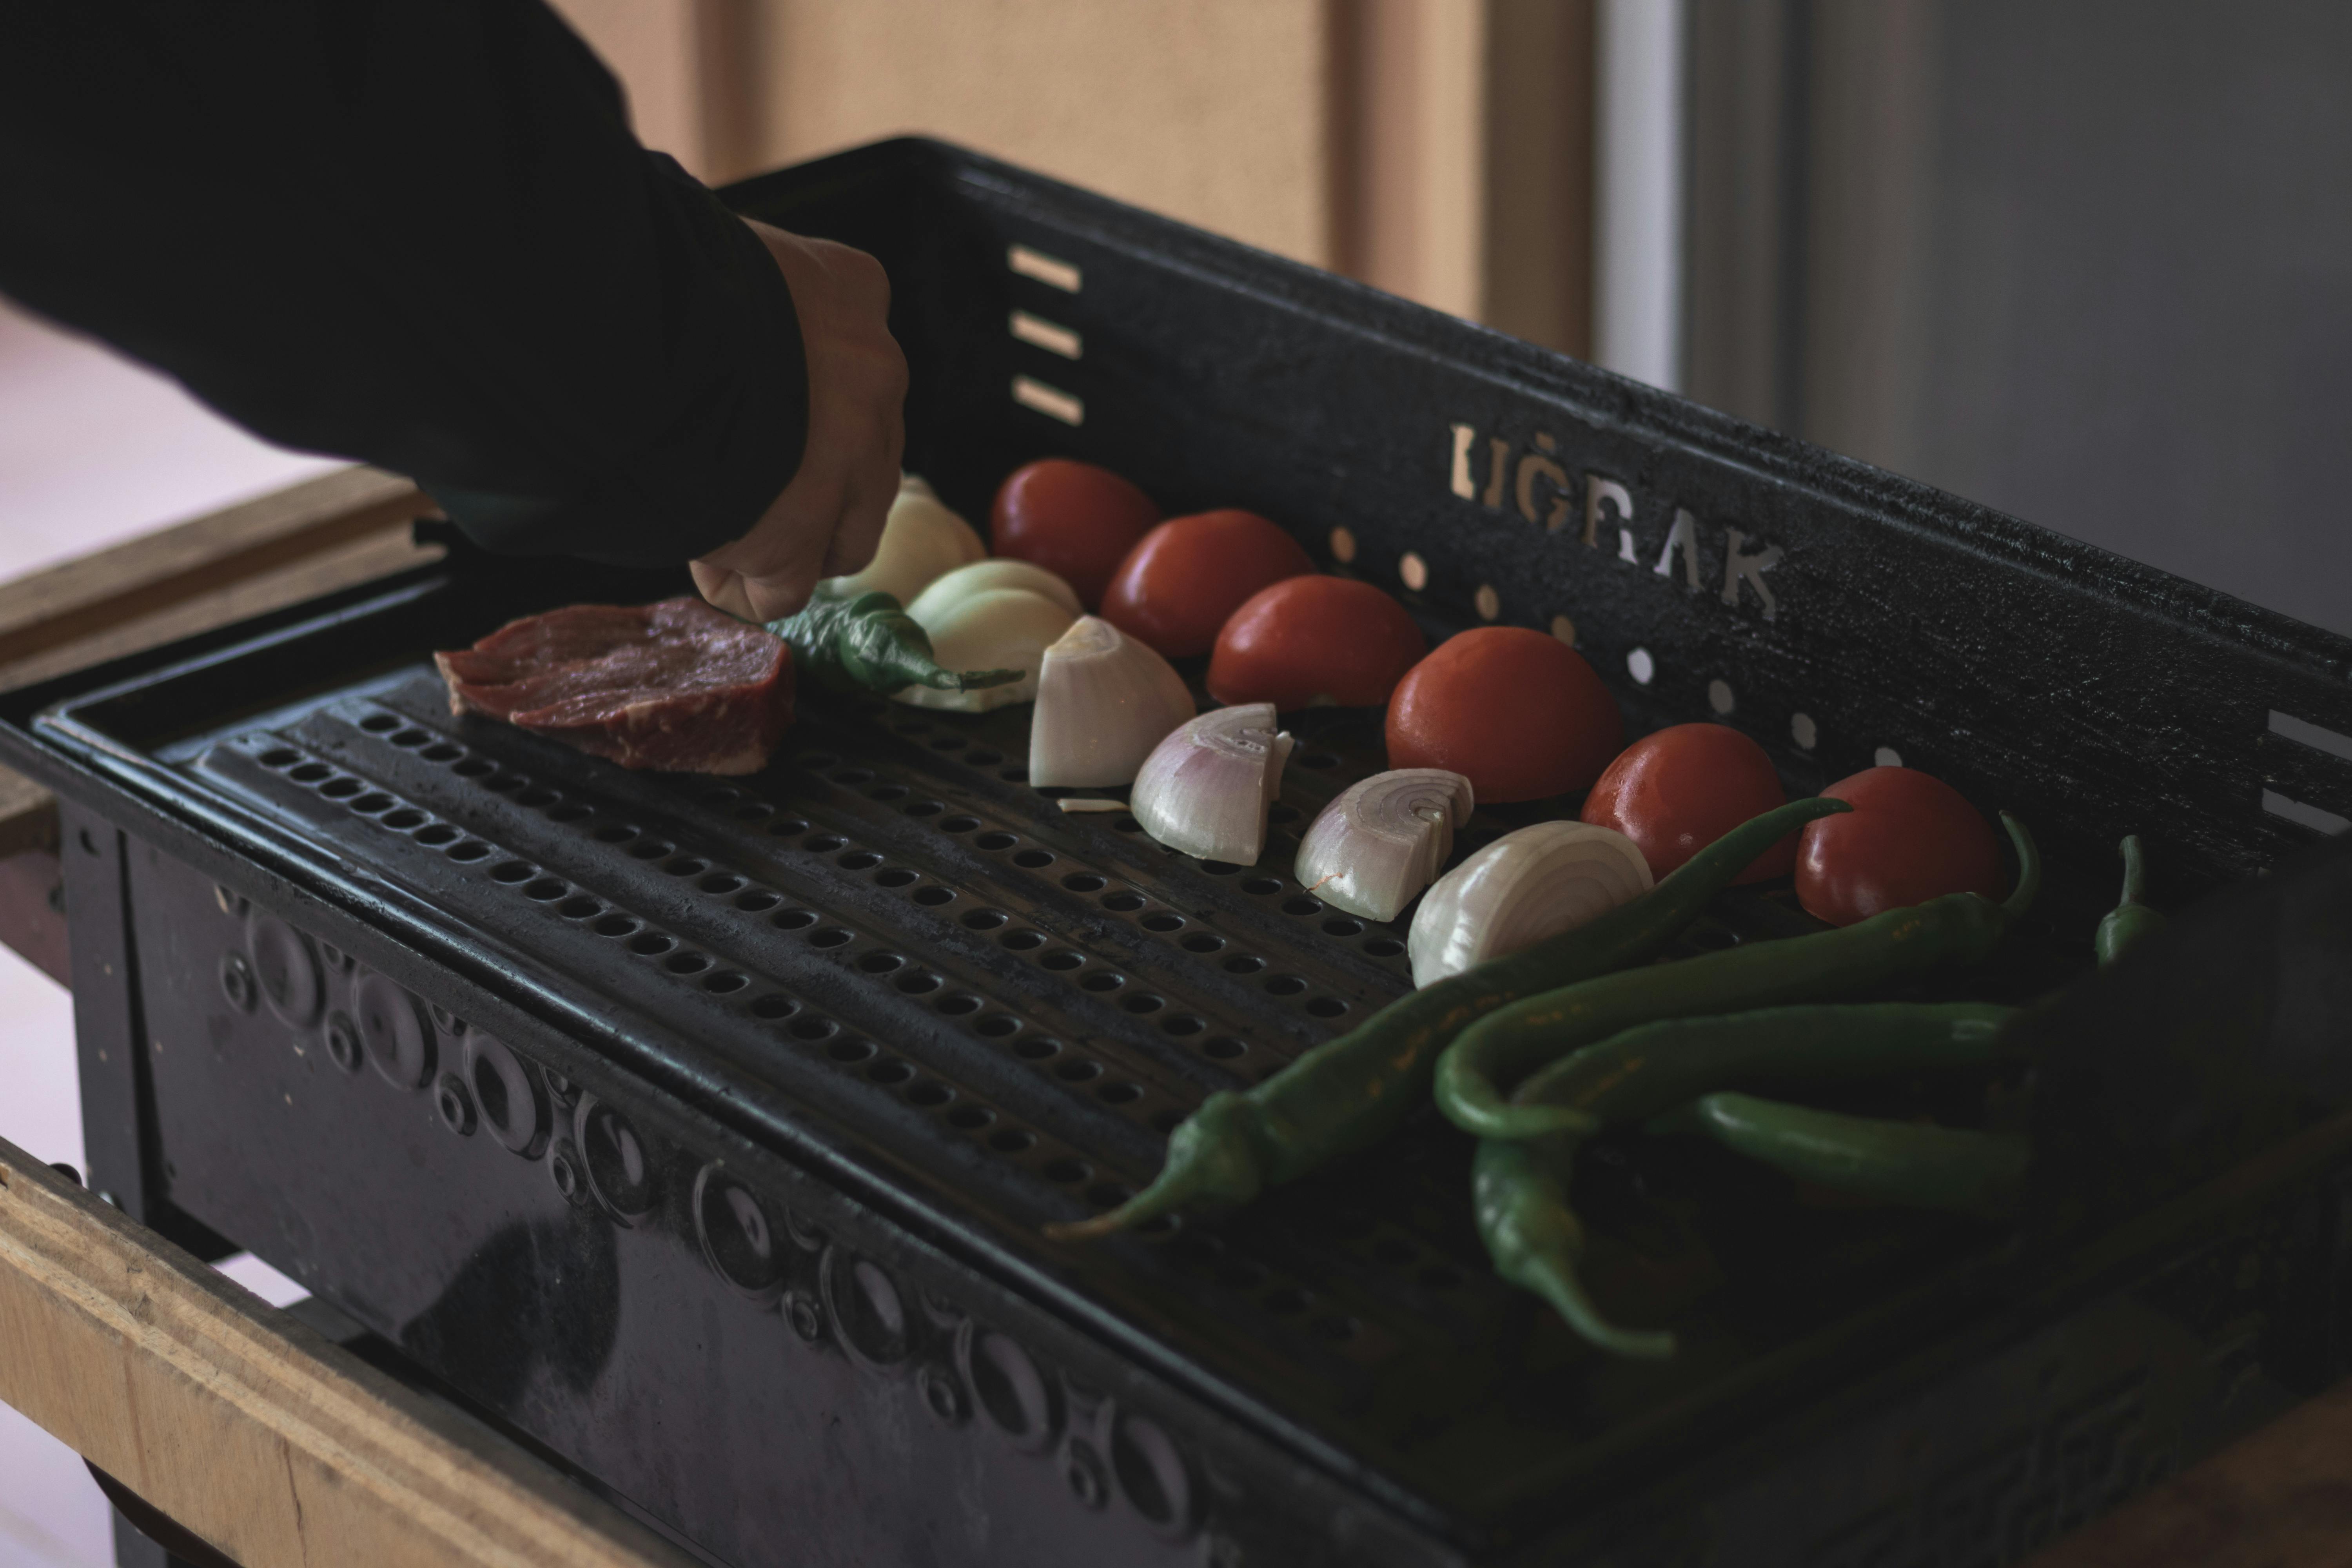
[1101,509,1316,657]
[1384,627,1622,803]
[1796,766,2003,926]
[1582,723,1793,883]
[989,459,1159,610]
[1206,576,1426,710]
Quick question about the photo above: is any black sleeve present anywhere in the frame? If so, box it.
[0,1,807,566]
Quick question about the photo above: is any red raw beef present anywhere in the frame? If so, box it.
[435,597,793,775]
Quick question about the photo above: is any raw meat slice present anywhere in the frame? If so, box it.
[436,597,793,775]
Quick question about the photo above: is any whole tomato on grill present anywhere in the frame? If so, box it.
[1207,576,1426,709]
[1384,627,1621,802]
[1796,765,2004,926]
[1582,723,1793,882]
[989,459,1160,611]
[1101,509,1316,657]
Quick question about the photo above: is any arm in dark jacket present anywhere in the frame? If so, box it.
[0,1,806,566]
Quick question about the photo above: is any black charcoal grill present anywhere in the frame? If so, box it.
[11,139,2352,1568]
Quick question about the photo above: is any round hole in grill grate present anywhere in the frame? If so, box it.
[1305,996,1348,1018]
[1079,972,1124,993]
[1000,930,1044,952]
[937,994,981,1016]
[593,824,637,843]
[772,909,818,931]
[626,840,674,860]
[1282,897,1322,917]
[956,745,998,766]
[1200,860,1240,876]
[929,735,967,752]
[1179,933,1223,952]
[288,762,330,783]
[1363,937,1406,958]
[699,873,744,895]
[382,809,426,830]
[735,890,781,912]
[628,933,675,956]
[1266,975,1307,996]
[558,896,600,919]
[976,1015,1020,1038]
[513,788,557,808]
[750,995,797,1020]
[1223,955,1264,974]
[1062,873,1106,893]
[1014,1037,1060,1060]
[448,841,491,862]
[939,815,981,833]
[1041,951,1083,971]
[905,800,944,818]
[1140,912,1184,932]
[962,909,1007,930]
[1322,918,1365,937]
[906,1081,951,1107]
[350,792,394,813]
[804,836,845,854]
[867,1060,914,1085]
[1311,1314,1359,1343]
[1162,1015,1205,1037]
[452,759,493,779]
[1044,1158,1089,1184]
[1240,877,1282,896]
[809,928,853,949]
[947,1105,993,1130]
[1216,1261,1265,1290]
[797,751,840,769]
[856,951,904,974]
[869,784,909,802]
[1000,767,1029,783]
[704,972,748,995]
[490,861,534,883]
[769,817,809,837]
[523,878,567,902]
[258,748,300,767]
[1102,892,1145,913]
[359,713,400,732]
[891,718,930,735]
[989,1128,1035,1153]
[548,804,590,824]
[896,973,941,995]
[838,851,884,871]
[390,729,431,747]
[1053,1060,1101,1083]
[733,801,775,821]
[662,952,711,975]
[420,744,462,762]
[1121,994,1163,1014]
[795,1017,842,1044]
[1012,849,1054,869]
[825,1037,871,1061]
[830,768,874,786]
[874,867,917,888]
[1267,802,1302,824]
[593,915,638,937]
[912,885,954,906]
[320,778,363,799]
[663,856,708,877]
[973,831,1018,851]
[1087,1181,1132,1209]
[1204,1038,1246,1060]
[1098,1083,1143,1105]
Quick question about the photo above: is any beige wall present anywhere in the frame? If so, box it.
[553,0,1592,354]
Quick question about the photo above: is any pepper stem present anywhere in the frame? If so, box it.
[1043,1092,1269,1241]
[2116,833,2147,907]
[1997,811,2041,921]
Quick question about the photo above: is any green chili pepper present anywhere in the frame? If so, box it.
[766,587,1021,697]
[1646,1093,2027,1219]
[1043,797,1851,1242]
[2094,834,2164,969]
[1436,813,2040,1142]
[1510,1001,2018,1126]
[1473,1133,1675,1360]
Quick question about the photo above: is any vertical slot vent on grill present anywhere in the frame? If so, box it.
[1009,310,1082,359]
[2269,709,2352,762]
[1012,375,1083,426]
[2261,789,2350,837]
[1007,243,1081,292]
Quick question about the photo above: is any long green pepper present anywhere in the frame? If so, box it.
[766,586,1021,697]
[1044,796,1851,1241]
[1437,813,2041,1141]
[1648,1094,2027,1218]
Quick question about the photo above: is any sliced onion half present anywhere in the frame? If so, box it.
[1132,704,1294,865]
[1408,820,1653,987]
[1294,769,1474,923]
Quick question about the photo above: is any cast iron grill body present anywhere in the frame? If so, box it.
[12,140,2352,1568]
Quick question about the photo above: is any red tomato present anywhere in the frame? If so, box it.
[1582,723,1793,883]
[1796,766,2003,927]
[989,459,1160,610]
[1100,509,1316,658]
[1206,577,1426,710]
[1385,628,1621,802]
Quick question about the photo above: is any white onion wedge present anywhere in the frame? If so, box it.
[891,587,1076,712]
[1408,820,1652,987]
[1027,616,1196,787]
[906,558,1082,624]
[822,475,985,604]
[1294,769,1475,923]
[1132,705,1295,865]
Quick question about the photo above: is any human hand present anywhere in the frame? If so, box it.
[690,220,908,623]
